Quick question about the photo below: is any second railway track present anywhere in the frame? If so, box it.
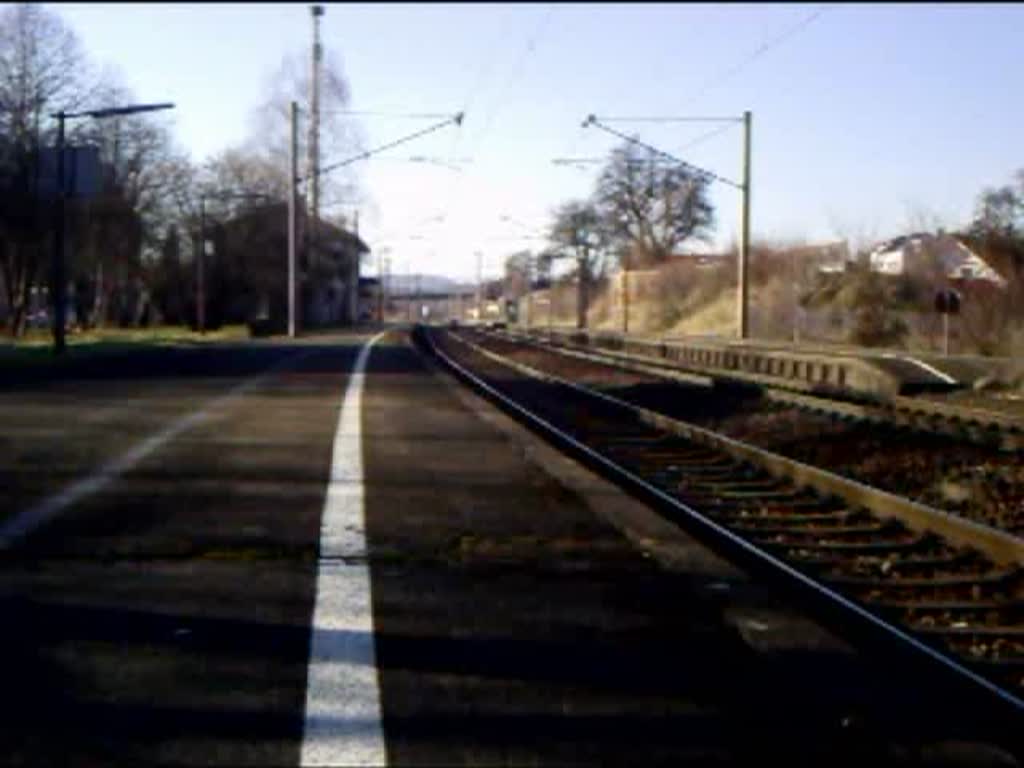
[502,326,1024,451]
[475,327,1024,537]
[417,324,1024,749]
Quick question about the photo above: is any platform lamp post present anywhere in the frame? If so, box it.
[50,102,174,354]
[195,190,273,335]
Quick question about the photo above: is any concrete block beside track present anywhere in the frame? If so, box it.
[520,328,940,401]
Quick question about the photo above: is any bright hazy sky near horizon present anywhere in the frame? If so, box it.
[50,2,1024,282]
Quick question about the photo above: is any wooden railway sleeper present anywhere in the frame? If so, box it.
[677,487,815,501]
[728,518,889,536]
[826,568,1018,589]
[618,456,755,476]
[753,532,926,552]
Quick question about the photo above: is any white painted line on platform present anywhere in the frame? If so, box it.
[0,350,313,547]
[880,352,958,385]
[301,331,387,768]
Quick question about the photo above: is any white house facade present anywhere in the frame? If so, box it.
[868,233,1006,286]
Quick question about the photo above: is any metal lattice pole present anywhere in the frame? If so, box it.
[288,100,298,338]
[738,110,752,340]
[308,5,324,271]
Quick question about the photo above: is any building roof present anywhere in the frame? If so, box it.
[868,231,1010,284]
[223,201,369,255]
[954,233,1023,283]
[316,217,370,255]
[871,232,933,254]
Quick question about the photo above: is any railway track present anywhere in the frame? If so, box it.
[472,327,1024,537]
[416,325,1023,748]
[501,326,1024,451]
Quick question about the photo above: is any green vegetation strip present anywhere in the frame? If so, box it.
[0,326,250,370]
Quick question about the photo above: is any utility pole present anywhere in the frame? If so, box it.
[738,109,752,340]
[197,195,206,334]
[548,278,553,333]
[792,248,799,344]
[622,255,630,334]
[308,5,324,273]
[288,100,298,338]
[376,251,384,323]
[380,256,387,321]
[475,251,483,322]
[415,272,422,322]
[406,263,412,323]
[574,214,589,331]
[526,254,533,329]
[52,112,67,354]
[577,250,587,330]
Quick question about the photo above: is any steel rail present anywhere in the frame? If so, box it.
[416,325,1024,743]
[462,330,1023,563]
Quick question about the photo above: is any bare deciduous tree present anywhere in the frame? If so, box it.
[201,147,289,204]
[71,74,190,326]
[502,250,533,299]
[0,3,93,145]
[247,50,365,214]
[594,141,714,268]
[969,172,1024,240]
[960,171,1024,355]
[0,3,92,335]
[549,200,606,329]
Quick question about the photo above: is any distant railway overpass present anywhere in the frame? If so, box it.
[384,289,505,323]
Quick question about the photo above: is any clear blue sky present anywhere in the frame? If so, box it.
[50,2,1024,281]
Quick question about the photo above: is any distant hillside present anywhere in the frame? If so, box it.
[384,274,475,296]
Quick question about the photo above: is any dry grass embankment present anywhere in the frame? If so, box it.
[519,244,1023,359]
